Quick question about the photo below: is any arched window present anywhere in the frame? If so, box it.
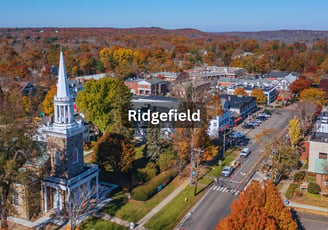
[54,150,60,165]
[73,148,78,163]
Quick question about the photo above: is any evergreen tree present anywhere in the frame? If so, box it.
[145,123,163,161]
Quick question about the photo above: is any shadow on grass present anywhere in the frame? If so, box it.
[195,181,214,195]
[101,191,129,216]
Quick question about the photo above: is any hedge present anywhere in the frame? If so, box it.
[285,183,298,200]
[293,171,305,182]
[131,169,178,201]
[308,182,321,194]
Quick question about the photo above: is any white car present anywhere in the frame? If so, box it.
[240,147,251,157]
[222,166,234,177]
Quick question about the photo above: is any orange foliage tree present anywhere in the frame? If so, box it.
[216,182,297,230]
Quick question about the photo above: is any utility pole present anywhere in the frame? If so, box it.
[193,148,204,196]
[271,145,277,182]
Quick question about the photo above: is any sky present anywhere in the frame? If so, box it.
[1,0,328,32]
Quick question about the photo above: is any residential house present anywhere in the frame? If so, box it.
[308,110,328,190]
[186,66,245,80]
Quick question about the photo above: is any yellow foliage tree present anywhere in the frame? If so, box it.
[41,85,57,115]
[233,87,248,96]
[300,87,326,105]
[251,89,266,104]
[288,116,301,146]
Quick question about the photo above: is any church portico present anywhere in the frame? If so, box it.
[42,164,99,216]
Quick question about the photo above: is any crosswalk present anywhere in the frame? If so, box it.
[210,185,239,195]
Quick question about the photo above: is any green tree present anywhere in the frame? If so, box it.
[93,133,135,173]
[251,89,267,104]
[288,116,301,146]
[145,123,163,161]
[76,77,132,134]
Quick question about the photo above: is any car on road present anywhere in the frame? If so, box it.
[240,147,251,157]
[242,123,255,129]
[222,166,234,177]
[260,113,271,118]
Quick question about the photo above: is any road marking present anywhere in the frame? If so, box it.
[222,188,227,192]
[212,186,217,190]
[219,187,224,191]
[230,180,241,184]
[300,217,328,225]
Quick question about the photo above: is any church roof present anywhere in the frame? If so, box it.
[57,51,70,98]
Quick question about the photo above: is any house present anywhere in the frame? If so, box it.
[169,81,211,98]
[146,72,179,82]
[308,110,328,190]
[124,78,169,96]
[227,84,277,105]
[12,51,100,221]
[266,71,300,81]
[207,97,232,138]
[220,94,257,120]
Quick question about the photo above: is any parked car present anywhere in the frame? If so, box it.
[242,124,254,129]
[256,116,266,121]
[230,131,243,139]
[240,147,251,157]
[261,113,271,118]
[222,166,234,177]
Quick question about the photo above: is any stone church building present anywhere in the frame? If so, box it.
[12,51,99,220]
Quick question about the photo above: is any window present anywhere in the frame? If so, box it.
[73,148,79,163]
[13,189,19,205]
[319,152,328,160]
[54,150,60,165]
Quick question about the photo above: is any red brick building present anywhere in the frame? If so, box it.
[124,78,168,96]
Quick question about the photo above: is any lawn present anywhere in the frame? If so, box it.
[79,217,128,230]
[144,148,239,230]
[101,175,185,223]
[292,192,328,208]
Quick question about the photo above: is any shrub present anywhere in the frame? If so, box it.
[285,183,298,199]
[308,182,321,194]
[158,152,176,172]
[132,162,159,184]
[293,171,305,182]
[131,169,178,201]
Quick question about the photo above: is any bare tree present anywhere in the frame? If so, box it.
[297,101,317,133]
[68,183,106,230]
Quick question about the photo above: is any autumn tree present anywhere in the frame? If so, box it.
[300,87,326,105]
[275,143,300,177]
[288,116,301,146]
[76,77,132,135]
[41,84,57,115]
[233,87,248,96]
[93,133,135,173]
[289,78,312,94]
[251,89,266,104]
[206,94,223,118]
[217,182,297,230]
[297,101,318,131]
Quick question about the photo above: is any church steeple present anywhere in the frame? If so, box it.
[57,51,70,98]
[53,51,78,129]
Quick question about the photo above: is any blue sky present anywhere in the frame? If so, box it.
[1,0,328,32]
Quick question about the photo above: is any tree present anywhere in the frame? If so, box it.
[0,122,36,229]
[297,101,318,131]
[275,143,300,177]
[289,78,312,94]
[144,123,163,161]
[93,133,135,173]
[300,87,326,105]
[251,89,266,104]
[217,182,297,230]
[206,94,223,118]
[233,87,248,96]
[41,85,57,115]
[76,77,132,134]
[288,116,301,146]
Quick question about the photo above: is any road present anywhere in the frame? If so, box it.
[294,211,328,230]
[176,108,293,230]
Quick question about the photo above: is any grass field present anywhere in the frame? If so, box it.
[79,217,128,230]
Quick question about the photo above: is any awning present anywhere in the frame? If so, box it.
[220,124,231,132]
[234,117,242,123]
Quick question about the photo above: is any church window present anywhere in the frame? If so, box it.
[13,189,19,205]
[73,148,79,163]
[54,150,60,165]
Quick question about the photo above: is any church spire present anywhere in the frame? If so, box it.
[57,51,70,98]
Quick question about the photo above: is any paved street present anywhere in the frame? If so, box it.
[177,108,293,230]
[294,211,328,230]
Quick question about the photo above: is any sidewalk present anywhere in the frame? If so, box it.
[279,180,328,213]
[135,178,190,229]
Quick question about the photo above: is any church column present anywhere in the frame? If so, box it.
[67,187,71,218]
[56,188,60,216]
[96,175,99,199]
[44,185,48,213]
